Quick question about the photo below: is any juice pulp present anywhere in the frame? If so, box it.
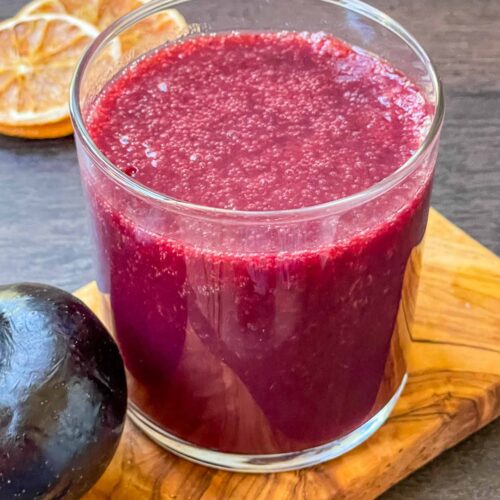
[84,32,434,454]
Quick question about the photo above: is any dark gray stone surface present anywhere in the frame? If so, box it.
[0,0,498,498]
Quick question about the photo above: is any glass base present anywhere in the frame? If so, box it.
[128,373,407,473]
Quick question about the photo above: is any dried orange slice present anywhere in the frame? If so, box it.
[0,118,73,139]
[18,0,101,26]
[119,3,187,53]
[18,0,187,44]
[0,14,99,137]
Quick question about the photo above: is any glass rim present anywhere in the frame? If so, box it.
[70,0,444,221]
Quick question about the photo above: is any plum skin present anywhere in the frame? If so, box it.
[0,283,127,499]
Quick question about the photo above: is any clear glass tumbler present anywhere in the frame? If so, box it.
[70,0,443,472]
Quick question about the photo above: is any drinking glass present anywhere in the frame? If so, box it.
[70,0,444,472]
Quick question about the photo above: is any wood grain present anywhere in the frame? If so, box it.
[75,209,500,500]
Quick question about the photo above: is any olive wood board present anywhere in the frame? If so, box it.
[78,208,500,500]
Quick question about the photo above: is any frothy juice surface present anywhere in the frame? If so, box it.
[84,32,434,453]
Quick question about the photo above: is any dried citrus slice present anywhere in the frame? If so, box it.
[0,14,99,131]
[18,0,187,40]
[0,117,73,139]
[18,0,101,26]
[119,2,187,53]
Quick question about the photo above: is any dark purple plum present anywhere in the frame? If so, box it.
[0,283,127,500]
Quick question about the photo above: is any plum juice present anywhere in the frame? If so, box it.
[82,32,435,454]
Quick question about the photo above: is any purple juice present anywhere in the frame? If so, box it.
[83,32,434,454]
